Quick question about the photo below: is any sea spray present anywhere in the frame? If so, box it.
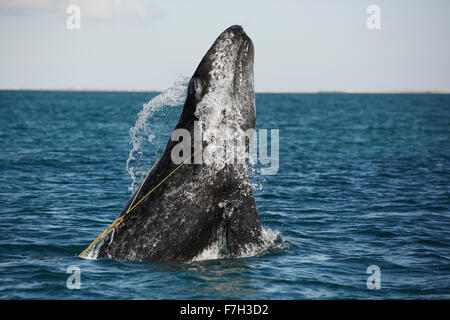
[126,76,190,193]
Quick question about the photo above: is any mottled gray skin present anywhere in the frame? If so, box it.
[97,25,262,263]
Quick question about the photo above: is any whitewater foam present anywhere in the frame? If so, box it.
[191,228,287,262]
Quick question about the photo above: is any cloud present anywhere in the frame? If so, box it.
[0,0,162,20]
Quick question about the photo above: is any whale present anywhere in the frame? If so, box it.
[94,25,262,263]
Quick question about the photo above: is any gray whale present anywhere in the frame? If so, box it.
[96,25,262,263]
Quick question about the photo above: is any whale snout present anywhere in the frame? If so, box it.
[224,24,244,34]
[183,25,255,131]
[206,25,254,82]
[220,25,252,49]
[186,25,254,101]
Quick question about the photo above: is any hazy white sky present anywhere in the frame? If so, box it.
[0,0,449,91]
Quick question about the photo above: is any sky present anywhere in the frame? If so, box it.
[0,0,449,92]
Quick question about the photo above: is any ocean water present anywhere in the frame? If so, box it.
[0,90,449,299]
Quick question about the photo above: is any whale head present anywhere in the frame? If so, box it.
[181,25,255,133]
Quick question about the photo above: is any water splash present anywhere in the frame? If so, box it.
[239,228,287,258]
[126,76,190,193]
[79,227,118,260]
[191,227,287,262]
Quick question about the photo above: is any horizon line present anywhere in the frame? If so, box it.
[1,88,450,94]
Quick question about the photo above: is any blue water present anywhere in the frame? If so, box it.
[1,91,449,299]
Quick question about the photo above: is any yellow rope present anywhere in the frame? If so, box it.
[126,158,159,214]
[78,158,160,258]
[126,144,206,214]
[78,138,212,258]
